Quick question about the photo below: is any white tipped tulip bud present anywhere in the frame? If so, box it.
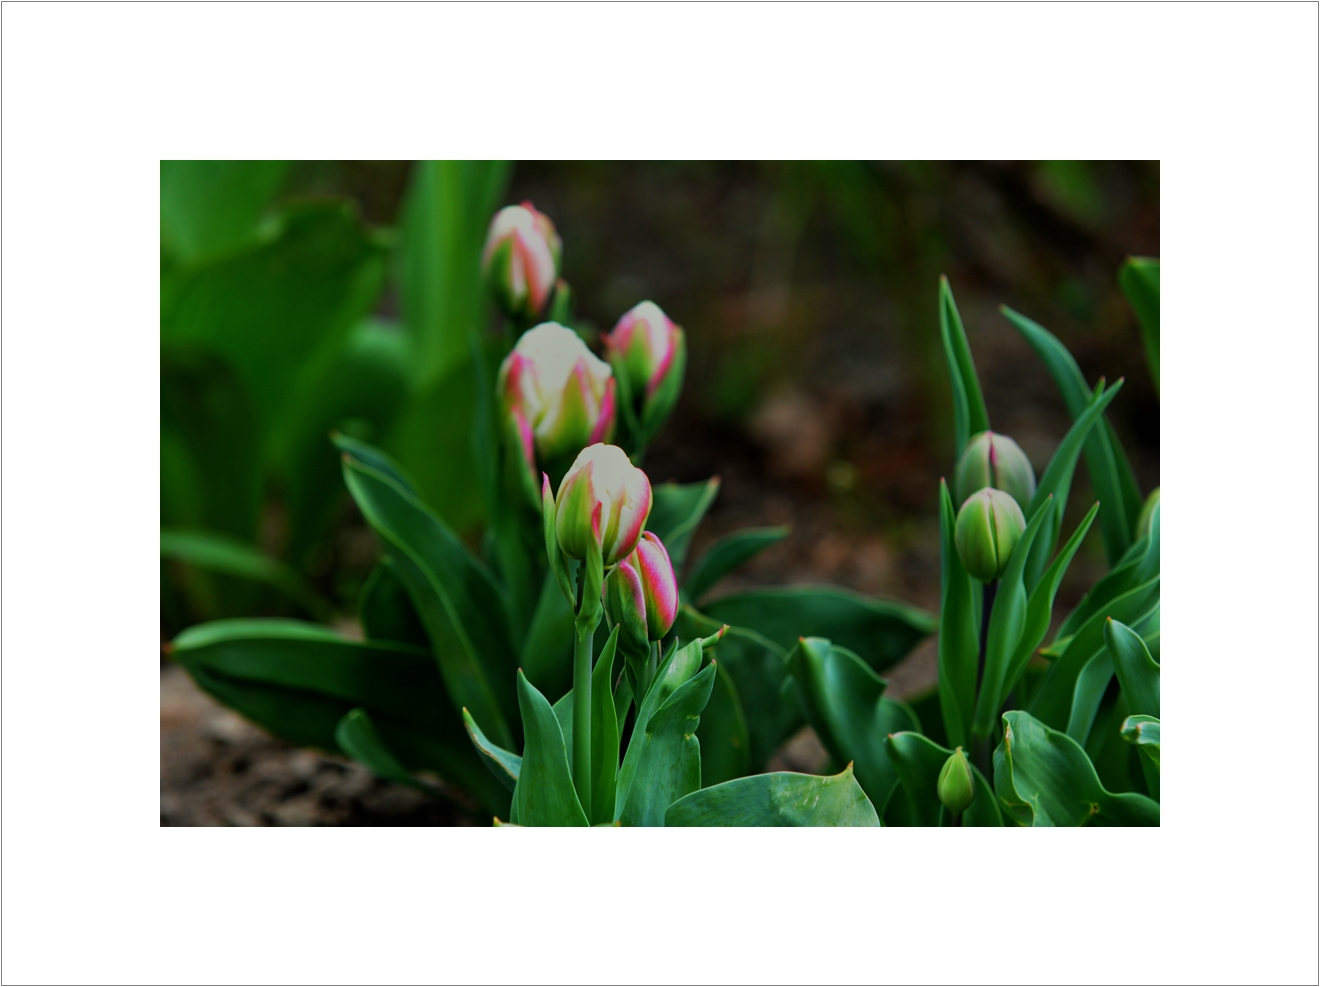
[954,487,1026,583]
[555,444,653,566]
[954,431,1036,511]
[604,531,679,656]
[482,202,563,322]
[603,301,686,431]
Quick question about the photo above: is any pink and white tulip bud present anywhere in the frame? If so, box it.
[604,531,679,656]
[555,444,652,566]
[497,323,616,482]
[603,301,686,430]
[482,201,563,322]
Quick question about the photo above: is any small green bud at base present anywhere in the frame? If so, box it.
[937,746,975,816]
[954,487,1026,582]
[954,431,1037,511]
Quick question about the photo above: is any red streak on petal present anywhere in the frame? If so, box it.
[591,378,616,445]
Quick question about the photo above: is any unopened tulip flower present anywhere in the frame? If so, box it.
[555,443,652,566]
[604,531,679,656]
[954,487,1026,583]
[937,747,975,816]
[482,202,563,322]
[603,301,686,430]
[954,431,1036,511]
[497,323,616,483]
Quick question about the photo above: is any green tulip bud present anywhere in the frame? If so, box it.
[1135,486,1160,540]
[954,431,1036,511]
[954,487,1026,582]
[937,746,975,816]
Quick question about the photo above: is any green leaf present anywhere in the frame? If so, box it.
[1120,714,1160,800]
[786,638,917,811]
[1105,618,1160,718]
[1029,576,1161,731]
[1021,379,1124,590]
[520,570,576,699]
[648,478,721,570]
[618,663,717,826]
[701,586,934,675]
[336,707,437,794]
[994,710,1159,826]
[683,526,789,603]
[590,628,622,825]
[971,497,1052,740]
[331,431,421,495]
[359,558,431,649]
[695,661,751,788]
[161,528,329,621]
[938,277,991,459]
[937,480,978,750]
[884,732,1001,827]
[1054,503,1159,645]
[462,708,522,793]
[1119,257,1159,394]
[512,671,589,827]
[341,454,517,748]
[1067,604,1161,749]
[665,763,880,827]
[160,160,291,267]
[1000,305,1143,563]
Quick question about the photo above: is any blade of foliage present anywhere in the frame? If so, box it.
[332,431,421,495]
[160,160,291,267]
[684,526,789,603]
[938,276,991,459]
[786,638,918,811]
[1121,714,1161,800]
[665,764,880,827]
[1119,257,1160,394]
[937,480,978,750]
[1022,380,1123,590]
[512,671,589,827]
[342,454,517,747]
[359,558,431,650]
[994,710,1159,826]
[1054,503,1159,645]
[590,628,621,825]
[161,528,329,621]
[885,732,1001,827]
[972,497,1052,740]
[520,571,576,699]
[462,709,521,793]
[618,663,717,826]
[1029,576,1161,730]
[1069,602,1160,748]
[336,707,437,794]
[1105,618,1160,718]
[1000,305,1142,563]
[648,478,721,570]
[676,606,801,770]
[696,660,751,788]
[702,586,933,675]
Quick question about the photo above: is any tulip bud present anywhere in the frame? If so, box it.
[555,443,653,566]
[954,431,1036,511]
[497,323,616,484]
[604,531,678,656]
[1135,486,1160,540]
[937,746,975,816]
[482,202,563,322]
[954,487,1026,582]
[603,301,687,431]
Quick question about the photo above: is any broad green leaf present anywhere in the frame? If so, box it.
[1055,503,1159,645]
[939,277,991,459]
[1121,714,1161,800]
[341,455,517,748]
[590,628,621,825]
[683,526,790,603]
[1119,257,1159,394]
[884,732,1001,827]
[160,160,291,267]
[463,709,521,793]
[648,478,721,570]
[937,480,978,750]
[1000,305,1143,563]
[512,671,589,827]
[702,586,934,675]
[665,763,880,827]
[618,663,717,826]
[994,710,1158,826]
[161,528,329,621]
[336,707,436,794]
[786,638,918,811]
[359,558,431,650]
[676,606,801,770]
[1105,618,1160,717]
[972,497,1052,741]
[1029,576,1161,730]
[695,661,751,787]
[1021,380,1123,590]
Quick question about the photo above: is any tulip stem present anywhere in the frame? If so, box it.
[974,581,997,777]
[572,621,593,814]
